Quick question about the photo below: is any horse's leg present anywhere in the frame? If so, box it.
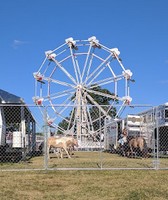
[54,148,60,159]
[130,145,134,158]
[59,148,63,158]
[58,148,63,159]
[118,144,123,156]
[68,146,74,156]
[67,146,71,156]
[121,145,125,156]
[140,145,146,159]
[127,149,130,157]
[122,144,127,157]
[63,147,71,158]
[138,139,145,158]
[125,143,130,157]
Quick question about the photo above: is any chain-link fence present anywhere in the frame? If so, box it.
[0,104,168,171]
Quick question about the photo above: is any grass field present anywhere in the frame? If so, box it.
[0,151,168,170]
[0,151,168,199]
[0,170,168,200]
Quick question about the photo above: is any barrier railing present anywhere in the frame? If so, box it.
[0,104,167,171]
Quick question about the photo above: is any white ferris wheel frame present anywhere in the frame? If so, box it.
[33,36,133,140]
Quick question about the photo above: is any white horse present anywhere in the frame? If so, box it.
[47,136,78,159]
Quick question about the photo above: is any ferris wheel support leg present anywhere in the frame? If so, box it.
[76,86,82,142]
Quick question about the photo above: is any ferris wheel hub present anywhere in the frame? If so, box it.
[77,84,83,89]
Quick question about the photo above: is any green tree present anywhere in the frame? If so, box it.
[87,85,117,131]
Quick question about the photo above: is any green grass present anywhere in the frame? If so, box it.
[0,170,168,200]
[0,151,168,199]
[0,152,168,200]
[0,151,167,170]
[48,151,155,169]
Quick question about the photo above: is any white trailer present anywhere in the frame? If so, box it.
[105,114,146,151]
[105,102,168,153]
[125,115,143,135]
[138,102,168,152]
[104,118,123,150]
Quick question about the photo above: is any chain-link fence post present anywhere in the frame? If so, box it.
[155,107,160,170]
[99,107,103,169]
[43,107,49,170]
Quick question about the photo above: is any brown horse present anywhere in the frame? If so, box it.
[129,136,148,158]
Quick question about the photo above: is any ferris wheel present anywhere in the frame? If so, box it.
[33,36,133,141]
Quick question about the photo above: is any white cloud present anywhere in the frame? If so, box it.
[12,39,28,49]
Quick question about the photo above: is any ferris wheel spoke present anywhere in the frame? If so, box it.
[85,54,118,85]
[48,95,75,125]
[90,114,102,124]
[86,53,116,83]
[114,54,126,72]
[43,77,76,88]
[85,88,117,101]
[51,58,77,85]
[67,106,76,130]
[49,65,58,78]
[84,103,95,133]
[85,92,109,116]
[85,49,95,81]
[87,64,111,86]
[106,63,116,77]
[98,42,113,53]
[51,42,67,52]
[89,75,123,88]
[49,88,75,98]
[57,125,66,133]
[69,47,80,84]
[81,44,93,81]
[53,95,75,115]
[89,77,116,88]
[43,89,75,102]
[84,54,112,85]
[74,55,82,83]
[115,102,127,118]
[47,92,74,101]
[81,97,88,129]
[87,107,94,132]
[79,92,94,133]
[37,57,48,73]
[49,102,72,123]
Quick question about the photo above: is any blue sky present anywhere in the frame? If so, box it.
[0,0,168,107]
